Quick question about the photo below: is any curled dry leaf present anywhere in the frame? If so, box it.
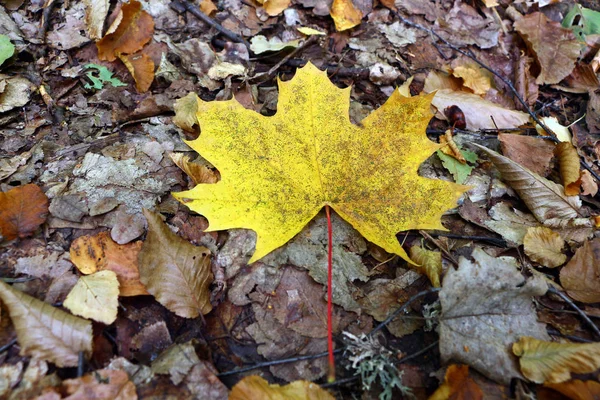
[169,153,219,185]
[560,238,600,303]
[173,92,200,133]
[554,142,582,196]
[451,63,492,95]
[96,0,154,62]
[330,0,363,31]
[118,52,154,93]
[523,226,566,268]
[0,281,92,367]
[83,0,109,40]
[52,369,136,400]
[139,209,213,318]
[514,12,581,84]
[473,144,589,228]
[229,375,334,400]
[408,245,442,287]
[63,270,120,325]
[544,379,600,400]
[0,184,49,241]
[69,231,147,297]
[513,336,600,384]
[429,365,483,400]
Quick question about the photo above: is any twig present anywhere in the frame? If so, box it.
[546,327,594,343]
[547,286,600,339]
[170,0,250,49]
[397,340,438,363]
[321,376,359,388]
[418,230,459,266]
[0,338,17,354]
[39,0,58,42]
[77,351,85,377]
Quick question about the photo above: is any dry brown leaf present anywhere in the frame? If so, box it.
[173,92,200,133]
[0,184,49,241]
[169,153,219,185]
[330,0,363,31]
[70,231,147,297]
[199,0,217,15]
[0,280,92,367]
[586,89,600,133]
[580,170,598,196]
[0,75,33,113]
[474,145,589,228]
[63,270,120,325]
[560,238,600,303]
[429,365,484,400]
[523,227,566,268]
[256,0,291,16]
[544,379,600,400]
[515,54,539,109]
[83,0,109,40]
[409,245,442,287]
[513,336,600,384]
[514,12,581,85]
[498,133,555,177]
[59,369,136,399]
[229,375,334,400]
[554,142,582,196]
[118,52,154,93]
[139,209,213,318]
[96,0,154,62]
[451,63,492,95]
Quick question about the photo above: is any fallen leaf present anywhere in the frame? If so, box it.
[424,70,463,93]
[330,0,363,31]
[0,34,14,66]
[562,4,600,40]
[429,365,483,400]
[431,89,529,130]
[586,90,600,133]
[408,245,442,287]
[58,369,136,399]
[151,342,200,385]
[173,92,201,133]
[139,209,213,318]
[535,116,572,143]
[499,134,555,177]
[297,27,326,36]
[554,142,582,196]
[229,375,334,400]
[0,184,49,241]
[451,62,492,95]
[560,238,600,303]
[435,2,500,49]
[439,248,549,384]
[249,35,300,54]
[255,0,291,16]
[173,62,467,265]
[199,0,217,15]
[169,153,219,185]
[96,0,154,62]
[437,148,477,184]
[63,270,120,325]
[83,63,127,90]
[515,12,581,84]
[183,361,229,400]
[580,170,598,196]
[69,231,147,297]
[0,281,92,367]
[118,52,154,92]
[523,227,566,268]
[0,75,33,113]
[83,0,109,40]
[513,337,600,384]
[544,379,600,400]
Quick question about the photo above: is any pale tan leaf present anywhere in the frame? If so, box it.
[560,238,600,303]
[423,70,463,94]
[432,89,529,130]
[498,133,555,177]
[83,0,109,40]
[555,142,582,196]
[580,170,598,196]
[409,245,442,287]
[473,144,588,227]
[523,227,566,268]
[513,336,600,384]
[229,375,334,400]
[139,209,213,318]
[63,270,120,325]
[61,369,137,400]
[451,63,492,95]
[173,92,200,132]
[0,281,92,367]
[168,153,218,185]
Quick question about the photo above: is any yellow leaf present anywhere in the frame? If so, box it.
[139,209,213,318]
[409,245,442,287]
[64,270,120,325]
[297,27,326,36]
[554,142,582,196]
[523,226,566,268]
[330,0,363,31]
[451,63,492,95]
[513,336,600,384]
[535,116,572,142]
[397,76,414,98]
[0,280,92,367]
[229,375,334,400]
[173,62,467,265]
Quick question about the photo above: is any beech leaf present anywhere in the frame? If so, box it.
[523,226,566,268]
[545,379,600,400]
[53,369,137,399]
[0,281,92,367]
[82,0,109,40]
[139,209,213,318]
[408,245,442,287]
[429,365,483,400]
[118,52,154,93]
[173,62,468,265]
[63,270,120,325]
[0,184,49,241]
[554,142,582,196]
[560,238,600,303]
[513,337,600,384]
[229,375,334,400]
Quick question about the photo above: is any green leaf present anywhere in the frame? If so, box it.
[83,63,127,90]
[0,34,15,67]
[562,4,600,40]
[437,148,478,184]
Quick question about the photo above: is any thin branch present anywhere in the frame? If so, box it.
[397,340,438,363]
[547,286,600,339]
[0,338,17,354]
[419,230,459,266]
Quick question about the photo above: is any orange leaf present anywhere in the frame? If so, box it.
[230,375,334,400]
[429,365,483,400]
[544,380,600,400]
[57,369,136,399]
[0,184,48,241]
[118,52,154,92]
[96,0,154,62]
[69,231,147,297]
[560,238,600,303]
[554,142,582,196]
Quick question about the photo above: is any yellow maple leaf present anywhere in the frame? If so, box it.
[173,62,468,264]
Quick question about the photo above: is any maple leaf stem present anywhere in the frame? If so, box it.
[325,205,335,383]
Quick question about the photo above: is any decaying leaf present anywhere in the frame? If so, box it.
[69,231,147,297]
[408,245,442,287]
[47,369,137,399]
[554,142,582,196]
[63,270,120,325]
[0,281,92,367]
[118,52,154,92]
[513,337,600,384]
[523,226,566,268]
[581,170,598,196]
[169,153,219,185]
[514,12,581,84]
[330,0,363,31]
[0,184,49,241]
[0,75,33,113]
[96,0,154,62]
[173,62,467,265]
[560,238,600,304]
[151,341,200,385]
[439,248,549,384]
[498,133,555,177]
[429,365,483,400]
[139,209,213,318]
[544,379,600,400]
[83,0,109,40]
[229,375,334,400]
